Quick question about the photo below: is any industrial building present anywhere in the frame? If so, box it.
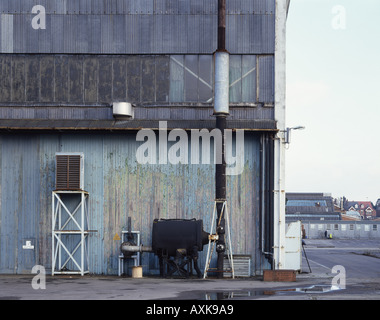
[285,193,341,222]
[0,0,290,276]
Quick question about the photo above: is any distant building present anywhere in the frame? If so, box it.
[286,193,341,222]
[374,199,380,218]
[344,201,376,220]
[341,211,361,221]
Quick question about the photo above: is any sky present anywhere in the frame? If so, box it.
[285,0,380,203]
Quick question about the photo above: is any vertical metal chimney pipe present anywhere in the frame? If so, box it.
[214,0,229,116]
[214,0,229,279]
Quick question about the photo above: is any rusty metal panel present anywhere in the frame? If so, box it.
[0,54,172,106]
[11,56,26,102]
[0,55,12,102]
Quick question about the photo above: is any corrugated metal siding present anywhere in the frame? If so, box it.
[0,0,274,15]
[1,14,14,53]
[0,134,42,273]
[0,131,265,275]
[0,53,274,112]
[258,55,274,104]
[0,108,275,124]
[0,0,275,54]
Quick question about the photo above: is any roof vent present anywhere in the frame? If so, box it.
[113,102,134,119]
[55,152,84,191]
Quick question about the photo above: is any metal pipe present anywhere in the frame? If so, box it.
[213,0,229,116]
[213,52,229,115]
[214,0,229,279]
[260,135,274,268]
[121,243,153,254]
[217,0,226,51]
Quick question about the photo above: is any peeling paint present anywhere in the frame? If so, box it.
[0,131,268,275]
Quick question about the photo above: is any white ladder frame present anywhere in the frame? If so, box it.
[52,190,90,276]
[203,200,234,279]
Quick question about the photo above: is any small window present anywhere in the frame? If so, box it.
[373,225,378,232]
[334,224,339,231]
[350,224,354,231]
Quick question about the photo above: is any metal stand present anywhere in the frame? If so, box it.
[203,200,234,279]
[302,240,312,273]
[52,190,93,276]
[118,230,141,276]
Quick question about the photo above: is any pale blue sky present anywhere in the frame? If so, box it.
[286,0,380,203]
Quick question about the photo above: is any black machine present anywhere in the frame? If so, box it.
[152,218,209,278]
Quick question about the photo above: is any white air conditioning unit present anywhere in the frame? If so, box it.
[55,152,84,191]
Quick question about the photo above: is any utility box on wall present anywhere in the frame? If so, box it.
[284,221,302,271]
[55,152,84,191]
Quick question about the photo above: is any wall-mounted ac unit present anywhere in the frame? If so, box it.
[55,152,84,191]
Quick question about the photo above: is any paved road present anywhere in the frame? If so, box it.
[0,239,379,301]
[293,239,380,300]
[302,239,380,279]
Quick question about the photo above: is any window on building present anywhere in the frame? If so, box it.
[334,224,339,231]
[350,224,354,231]
[169,54,266,104]
[373,225,378,231]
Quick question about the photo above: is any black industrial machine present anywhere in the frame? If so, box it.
[152,218,209,278]
[121,218,209,278]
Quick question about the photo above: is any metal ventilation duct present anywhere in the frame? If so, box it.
[213,51,229,115]
[55,152,84,191]
[112,102,134,119]
[214,0,229,279]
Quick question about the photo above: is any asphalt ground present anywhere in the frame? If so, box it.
[0,239,380,303]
